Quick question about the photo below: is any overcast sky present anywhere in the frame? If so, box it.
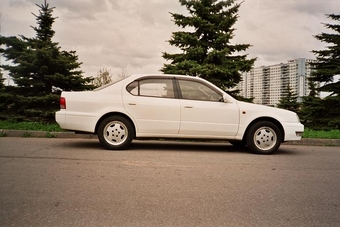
[1,0,339,80]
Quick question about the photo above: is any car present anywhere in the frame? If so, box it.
[55,74,304,154]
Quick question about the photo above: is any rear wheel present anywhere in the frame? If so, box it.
[98,116,134,150]
[246,121,282,154]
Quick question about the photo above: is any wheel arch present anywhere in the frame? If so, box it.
[95,112,136,138]
[243,117,285,142]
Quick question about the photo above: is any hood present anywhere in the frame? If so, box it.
[236,101,300,122]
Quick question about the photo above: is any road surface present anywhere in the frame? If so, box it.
[0,138,339,226]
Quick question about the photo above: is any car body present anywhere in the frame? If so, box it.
[55,74,304,154]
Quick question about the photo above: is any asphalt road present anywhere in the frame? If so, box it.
[0,138,339,227]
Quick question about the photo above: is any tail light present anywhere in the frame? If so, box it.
[60,97,66,109]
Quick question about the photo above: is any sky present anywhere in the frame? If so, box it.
[1,0,339,81]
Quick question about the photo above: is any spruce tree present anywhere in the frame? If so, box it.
[0,1,94,121]
[311,14,340,95]
[0,1,93,96]
[300,81,326,129]
[161,0,255,90]
[0,69,4,89]
[277,84,300,113]
[310,13,340,129]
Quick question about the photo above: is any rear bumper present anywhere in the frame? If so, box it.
[55,110,66,129]
[55,110,96,133]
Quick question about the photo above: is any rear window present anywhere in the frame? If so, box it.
[93,76,130,91]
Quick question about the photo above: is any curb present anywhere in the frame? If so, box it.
[1,129,339,146]
[284,138,340,146]
[0,129,97,139]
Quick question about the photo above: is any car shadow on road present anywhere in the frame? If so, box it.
[130,141,299,155]
[64,139,298,155]
[130,140,247,153]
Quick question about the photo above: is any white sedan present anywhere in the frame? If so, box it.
[55,74,304,154]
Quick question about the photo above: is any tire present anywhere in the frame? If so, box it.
[245,121,282,154]
[97,116,134,150]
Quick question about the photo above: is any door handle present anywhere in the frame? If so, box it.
[184,106,193,108]
[128,103,137,106]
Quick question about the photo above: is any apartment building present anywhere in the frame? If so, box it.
[238,58,315,106]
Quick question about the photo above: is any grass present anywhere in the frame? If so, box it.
[0,120,340,139]
[0,120,64,132]
[302,129,340,139]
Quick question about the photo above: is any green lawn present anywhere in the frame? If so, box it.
[0,120,64,132]
[0,120,340,139]
[302,128,340,139]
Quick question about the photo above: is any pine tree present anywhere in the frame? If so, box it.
[0,1,94,122]
[161,0,255,90]
[0,1,93,96]
[277,83,300,113]
[311,14,340,95]
[299,81,320,128]
[0,69,4,89]
[310,13,340,129]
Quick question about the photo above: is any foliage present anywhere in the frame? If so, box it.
[117,67,129,81]
[311,13,340,96]
[303,128,340,139]
[307,13,340,129]
[277,83,300,113]
[0,2,94,95]
[161,0,255,91]
[232,94,254,103]
[300,95,326,130]
[0,1,94,122]
[92,67,113,88]
[0,120,63,132]
[0,86,59,122]
[92,67,130,88]
[0,69,4,89]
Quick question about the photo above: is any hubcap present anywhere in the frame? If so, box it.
[103,121,128,146]
[253,126,277,151]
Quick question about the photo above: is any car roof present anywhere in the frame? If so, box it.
[129,74,204,81]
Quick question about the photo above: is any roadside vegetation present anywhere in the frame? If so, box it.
[1,120,339,139]
[302,129,340,139]
[0,120,63,132]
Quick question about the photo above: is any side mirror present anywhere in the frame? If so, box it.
[222,94,230,103]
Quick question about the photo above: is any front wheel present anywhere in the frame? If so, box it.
[246,121,282,154]
[97,116,134,150]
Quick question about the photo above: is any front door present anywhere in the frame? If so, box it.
[177,79,239,138]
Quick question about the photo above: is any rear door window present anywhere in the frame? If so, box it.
[127,78,175,98]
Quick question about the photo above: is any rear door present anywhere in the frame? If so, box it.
[123,77,180,135]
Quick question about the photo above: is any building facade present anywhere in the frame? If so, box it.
[238,58,316,106]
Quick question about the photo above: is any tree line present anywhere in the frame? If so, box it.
[0,0,339,130]
[277,13,340,130]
